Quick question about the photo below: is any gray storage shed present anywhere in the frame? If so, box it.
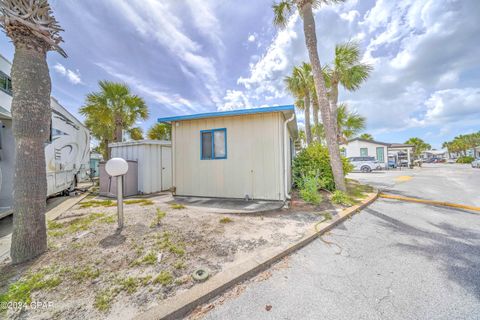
[109,140,172,194]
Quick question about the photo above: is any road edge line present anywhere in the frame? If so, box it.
[379,193,480,212]
[136,188,380,320]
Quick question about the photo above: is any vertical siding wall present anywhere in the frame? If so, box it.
[173,113,285,200]
[110,141,172,194]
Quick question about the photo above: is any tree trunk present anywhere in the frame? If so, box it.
[312,93,320,142]
[330,81,341,141]
[114,113,123,143]
[10,42,50,263]
[304,92,312,145]
[299,2,346,191]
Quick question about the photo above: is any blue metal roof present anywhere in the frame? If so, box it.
[157,104,295,123]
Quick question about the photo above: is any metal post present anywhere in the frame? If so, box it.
[117,175,124,230]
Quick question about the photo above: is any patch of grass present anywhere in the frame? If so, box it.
[173,261,186,270]
[170,203,186,210]
[0,268,61,307]
[153,271,173,286]
[140,275,152,286]
[219,217,233,224]
[71,266,100,281]
[150,209,167,228]
[79,200,116,208]
[94,289,114,312]
[124,199,154,206]
[119,277,138,294]
[141,251,157,265]
[331,190,354,206]
[346,179,373,200]
[48,213,107,237]
[47,220,63,229]
[155,232,186,256]
[99,215,116,224]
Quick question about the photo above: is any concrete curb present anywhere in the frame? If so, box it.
[136,189,379,320]
[45,191,92,221]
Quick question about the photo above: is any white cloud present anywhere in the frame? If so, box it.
[248,34,256,42]
[96,62,197,113]
[228,13,300,108]
[53,63,82,85]
[423,88,480,123]
[111,0,223,107]
[220,90,251,111]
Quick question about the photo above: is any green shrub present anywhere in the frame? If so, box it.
[299,176,322,205]
[456,156,474,164]
[331,190,354,206]
[293,143,353,192]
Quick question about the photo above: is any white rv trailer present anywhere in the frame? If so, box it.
[0,55,90,216]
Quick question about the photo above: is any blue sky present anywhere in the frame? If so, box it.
[1,0,479,149]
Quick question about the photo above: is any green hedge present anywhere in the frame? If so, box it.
[456,156,474,163]
[292,143,353,192]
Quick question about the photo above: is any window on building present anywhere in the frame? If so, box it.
[201,128,227,160]
[0,72,12,96]
[360,148,368,157]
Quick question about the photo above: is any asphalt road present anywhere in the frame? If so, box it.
[203,164,480,320]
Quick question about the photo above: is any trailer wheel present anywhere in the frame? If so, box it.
[68,175,77,192]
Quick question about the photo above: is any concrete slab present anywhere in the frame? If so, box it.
[171,196,284,214]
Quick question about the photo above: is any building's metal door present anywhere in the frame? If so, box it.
[161,146,172,191]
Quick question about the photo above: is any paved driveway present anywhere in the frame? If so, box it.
[203,164,480,320]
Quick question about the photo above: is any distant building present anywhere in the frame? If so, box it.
[341,138,415,168]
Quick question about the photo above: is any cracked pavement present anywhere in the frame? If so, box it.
[202,164,480,320]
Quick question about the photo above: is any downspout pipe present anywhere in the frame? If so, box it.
[284,113,295,201]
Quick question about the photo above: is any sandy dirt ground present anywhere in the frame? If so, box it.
[0,187,364,320]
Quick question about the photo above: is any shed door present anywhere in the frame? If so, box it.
[161,146,172,191]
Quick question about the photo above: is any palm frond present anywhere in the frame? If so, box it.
[272,0,294,29]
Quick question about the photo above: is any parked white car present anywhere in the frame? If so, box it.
[348,156,382,173]
[472,158,480,168]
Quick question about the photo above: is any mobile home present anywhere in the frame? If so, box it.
[0,55,90,216]
[157,105,298,201]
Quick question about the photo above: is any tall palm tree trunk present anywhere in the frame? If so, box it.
[114,113,123,143]
[330,81,340,140]
[299,1,346,191]
[10,40,50,263]
[312,93,321,142]
[304,92,312,145]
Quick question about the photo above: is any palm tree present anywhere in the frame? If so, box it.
[128,127,144,140]
[273,0,347,191]
[314,104,365,144]
[0,0,66,263]
[323,42,372,137]
[337,103,365,143]
[441,141,451,159]
[147,123,171,140]
[285,65,312,144]
[80,81,149,158]
[359,133,374,141]
[405,137,431,159]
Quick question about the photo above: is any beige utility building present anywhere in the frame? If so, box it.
[158,105,298,201]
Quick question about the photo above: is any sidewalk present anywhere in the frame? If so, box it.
[0,191,90,262]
